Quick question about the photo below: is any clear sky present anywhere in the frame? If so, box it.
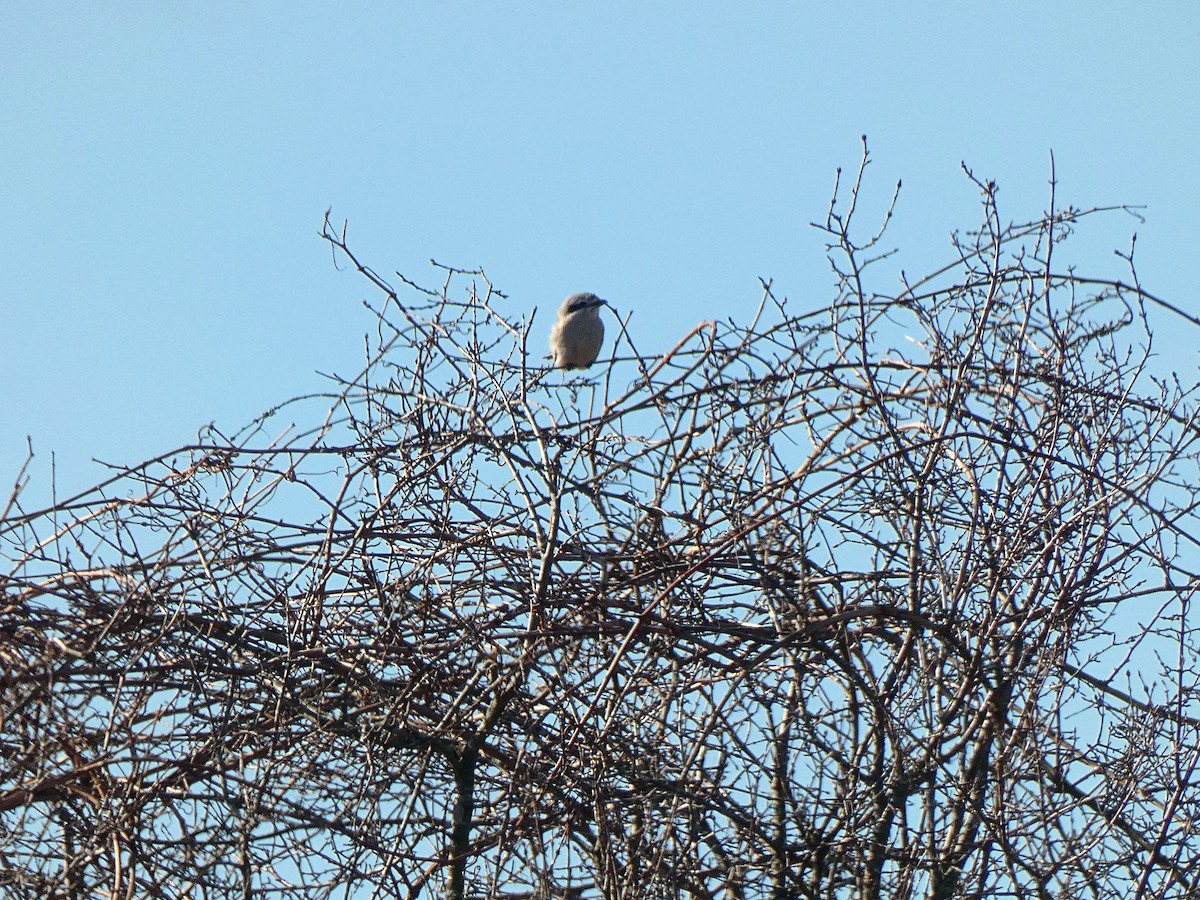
[4,3,1198,504]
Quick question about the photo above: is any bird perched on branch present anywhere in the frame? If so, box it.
[549,292,608,369]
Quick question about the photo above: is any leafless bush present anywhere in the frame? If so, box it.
[4,148,1200,899]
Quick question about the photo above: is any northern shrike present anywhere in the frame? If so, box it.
[549,292,608,369]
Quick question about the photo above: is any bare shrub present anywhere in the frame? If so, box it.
[4,148,1199,899]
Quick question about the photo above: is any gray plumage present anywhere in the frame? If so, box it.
[549,292,607,369]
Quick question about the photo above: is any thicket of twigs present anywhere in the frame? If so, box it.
[4,153,1200,899]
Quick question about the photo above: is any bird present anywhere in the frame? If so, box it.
[549,292,608,369]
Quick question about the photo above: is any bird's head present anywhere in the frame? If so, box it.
[559,293,607,317]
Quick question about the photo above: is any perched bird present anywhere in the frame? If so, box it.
[549,292,608,369]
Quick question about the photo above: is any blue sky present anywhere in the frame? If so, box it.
[4,3,1198,504]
